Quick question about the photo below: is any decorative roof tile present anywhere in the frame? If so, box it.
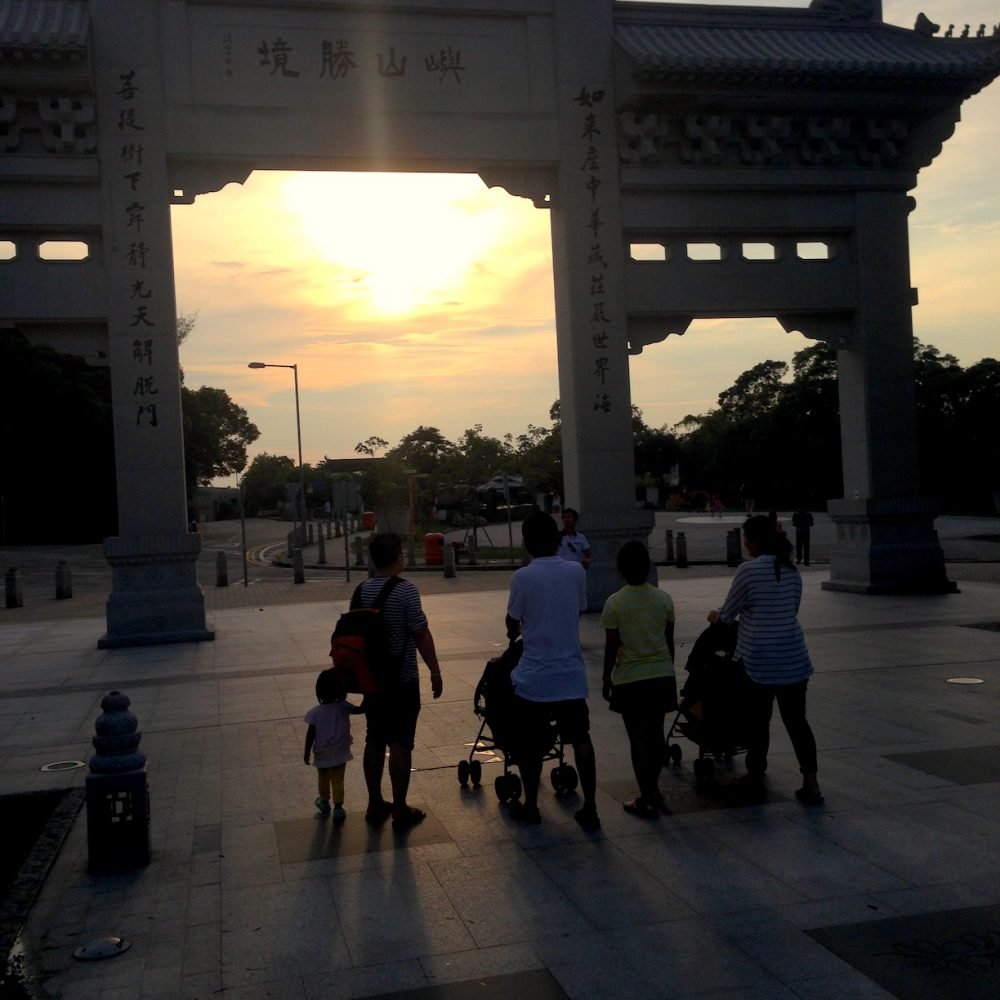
[0,0,88,57]
[615,4,1000,86]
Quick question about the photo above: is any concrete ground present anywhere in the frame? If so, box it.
[0,533,998,999]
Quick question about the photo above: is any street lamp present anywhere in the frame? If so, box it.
[248,362,306,548]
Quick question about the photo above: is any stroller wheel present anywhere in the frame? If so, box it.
[551,764,579,796]
[669,743,683,764]
[457,759,470,786]
[494,772,522,804]
[469,759,482,787]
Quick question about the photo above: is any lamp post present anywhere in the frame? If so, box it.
[248,362,306,550]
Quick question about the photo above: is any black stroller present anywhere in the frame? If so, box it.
[665,621,752,784]
[456,639,578,803]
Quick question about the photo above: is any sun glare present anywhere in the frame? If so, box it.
[281,172,512,315]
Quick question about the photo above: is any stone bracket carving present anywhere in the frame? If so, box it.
[777,312,855,349]
[168,161,254,204]
[627,315,693,355]
[479,167,555,209]
[39,95,96,153]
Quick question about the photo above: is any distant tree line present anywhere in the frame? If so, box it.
[4,329,996,543]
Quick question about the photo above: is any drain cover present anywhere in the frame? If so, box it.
[40,760,86,772]
[73,937,130,961]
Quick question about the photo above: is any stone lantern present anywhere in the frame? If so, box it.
[85,691,149,872]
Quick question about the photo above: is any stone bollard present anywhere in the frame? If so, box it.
[5,568,22,608]
[726,528,742,567]
[664,529,675,564]
[215,551,228,587]
[444,542,457,579]
[334,518,342,538]
[317,531,326,564]
[354,535,366,567]
[293,549,305,584]
[55,561,73,600]
[307,522,314,545]
[286,530,295,558]
[467,533,478,566]
[86,690,150,873]
[675,531,688,569]
[326,519,332,540]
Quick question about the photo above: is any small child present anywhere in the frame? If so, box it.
[303,668,364,822]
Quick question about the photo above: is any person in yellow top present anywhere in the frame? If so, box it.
[601,540,676,819]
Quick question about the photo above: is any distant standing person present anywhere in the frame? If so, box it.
[356,533,444,831]
[506,512,601,831]
[740,482,755,515]
[559,507,592,569]
[303,668,364,822]
[601,541,676,819]
[707,515,823,806]
[792,507,814,565]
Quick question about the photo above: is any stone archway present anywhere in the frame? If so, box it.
[2,0,998,643]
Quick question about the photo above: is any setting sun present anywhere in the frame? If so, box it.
[280,172,521,315]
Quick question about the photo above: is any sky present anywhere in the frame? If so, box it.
[170,0,1000,482]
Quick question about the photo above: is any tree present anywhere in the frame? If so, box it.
[0,331,118,542]
[182,386,260,500]
[386,425,455,474]
[354,436,389,458]
[241,452,297,515]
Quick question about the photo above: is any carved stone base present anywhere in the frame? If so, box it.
[579,508,657,611]
[822,497,957,595]
[98,533,214,648]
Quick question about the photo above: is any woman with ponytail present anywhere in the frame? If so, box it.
[707,514,823,805]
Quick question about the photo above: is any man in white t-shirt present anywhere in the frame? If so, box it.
[505,512,600,831]
[558,507,591,569]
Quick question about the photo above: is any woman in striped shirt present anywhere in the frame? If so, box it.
[708,515,823,805]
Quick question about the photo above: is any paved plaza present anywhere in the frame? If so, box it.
[0,544,998,998]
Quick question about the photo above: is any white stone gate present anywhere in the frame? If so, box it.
[2,0,998,644]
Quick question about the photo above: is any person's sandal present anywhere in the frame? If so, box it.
[391,807,427,832]
[622,798,659,819]
[795,787,825,806]
[508,802,541,825]
[364,801,393,824]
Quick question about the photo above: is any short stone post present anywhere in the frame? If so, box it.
[286,530,295,558]
[326,519,332,540]
[307,522,314,545]
[726,528,742,567]
[664,529,675,564]
[317,531,327,564]
[5,568,22,608]
[444,542,457,578]
[55,561,73,600]
[293,549,305,584]
[354,535,366,567]
[86,690,150,872]
[215,551,228,587]
[334,518,342,538]
[467,533,478,566]
[675,531,688,569]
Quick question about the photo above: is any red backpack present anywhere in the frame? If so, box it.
[329,577,402,694]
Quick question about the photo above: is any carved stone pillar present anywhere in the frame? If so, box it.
[551,0,653,610]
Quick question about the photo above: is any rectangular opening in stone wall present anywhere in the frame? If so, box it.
[629,242,666,261]
[742,242,776,260]
[796,241,830,260]
[687,242,722,261]
[0,240,15,260]
[39,240,89,261]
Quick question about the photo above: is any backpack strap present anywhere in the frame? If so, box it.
[350,575,402,611]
